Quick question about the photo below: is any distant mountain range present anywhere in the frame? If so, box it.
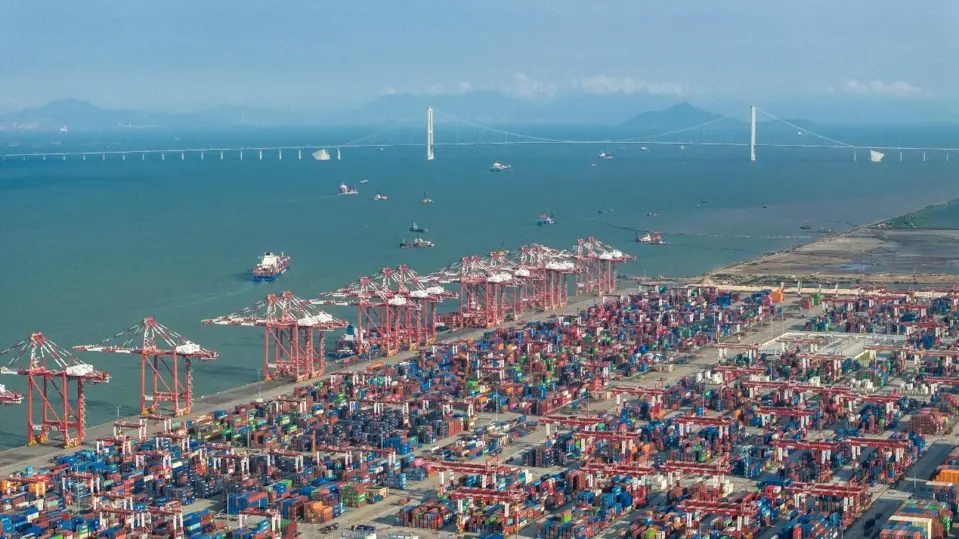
[0,95,820,132]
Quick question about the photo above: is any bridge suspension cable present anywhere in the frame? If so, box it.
[755,107,854,148]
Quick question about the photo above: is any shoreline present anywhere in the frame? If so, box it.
[700,197,959,288]
[0,290,615,471]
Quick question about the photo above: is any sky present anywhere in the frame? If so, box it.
[1,0,956,118]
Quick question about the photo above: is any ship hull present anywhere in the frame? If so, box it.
[252,266,288,282]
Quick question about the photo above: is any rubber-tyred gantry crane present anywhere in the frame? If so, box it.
[315,275,405,357]
[571,237,634,296]
[0,333,110,448]
[204,291,346,381]
[73,317,217,417]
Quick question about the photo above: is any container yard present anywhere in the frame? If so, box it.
[2,239,959,538]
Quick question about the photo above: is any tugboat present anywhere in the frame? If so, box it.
[490,162,512,172]
[636,231,667,245]
[422,192,434,204]
[400,236,434,249]
[598,152,614,160]
[373,193,388,201]
[338,183,358,195]
[409,222,428,234]
[537,212,555,226]
[253,251,290,282]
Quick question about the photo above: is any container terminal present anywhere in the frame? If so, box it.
[0,239,958,538]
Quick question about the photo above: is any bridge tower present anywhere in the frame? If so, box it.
[749,105,757,163]
[427,107,435,161]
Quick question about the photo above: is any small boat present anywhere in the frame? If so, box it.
[338,183,358,195]
[640,147,648,152]
[800,225,812,230]
[598,152,614,160]
[490,162,512,172]
[253,251,290,282]
[373,193,388,201]
[422,192,434,204]
[647,212,659,217]
[409,222,428,234]
[537,213,555,226]
[313,149,331,161]
[636,231,667,245]
[359,179,370,184]
[400,236,434,249]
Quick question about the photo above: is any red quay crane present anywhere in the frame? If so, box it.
[511,244,577,311]
[571,237,634,296]
[314,275,407,357]
[427,253,520,328]
[73,318,216,417]
[0,333,110,448]
[204,291,346,381]
[372,265,456,348]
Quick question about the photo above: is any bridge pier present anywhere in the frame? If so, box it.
[923,151,927,162]
[240,151,243,161]
[749,105,756,163]
[83,154,86,161]
[181,152,185,160]
[162,153,165,161]
[279,149,282,161]
[63,155,66,161]
[122,154,126,161]
[142,153,145,160]
[298,149,302,160]
[258,150,263,160]
[427,107,435,161]
[200,151,204,161]
[900,151,903,162]
[43,155,46,161]
[101,153,106,161]
[220,151,224,160]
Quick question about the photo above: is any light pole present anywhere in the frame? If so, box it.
[256,368,262,400]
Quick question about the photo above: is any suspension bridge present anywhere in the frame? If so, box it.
[2,105,956,163]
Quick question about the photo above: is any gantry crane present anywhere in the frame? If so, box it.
[677,498,758,532]
[448,487,525,534]
[571,237,634,296]
[74,317,217,417]
[204,291,347,381]
[0,333,110,448]
[315,276,407,357]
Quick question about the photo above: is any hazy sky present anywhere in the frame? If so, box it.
[2,1,955,113]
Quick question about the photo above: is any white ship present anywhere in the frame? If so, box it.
[598,152,614,160]
[338,183,358,195]
[870,150,885,163]
[313,149,331,161]
[490,162,512,172]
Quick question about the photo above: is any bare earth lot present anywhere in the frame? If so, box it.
[710,227,959,287]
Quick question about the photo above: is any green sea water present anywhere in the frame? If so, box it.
[0,127,957,448]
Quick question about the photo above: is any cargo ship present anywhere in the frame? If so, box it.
[490,162,511,172]
[409,222,428,233]
[400,237,434,249]
[253,251,290,281]
[338,183,358,195]
[598,152,614,160]
[537,213,555,226]
[636,231,667,245]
